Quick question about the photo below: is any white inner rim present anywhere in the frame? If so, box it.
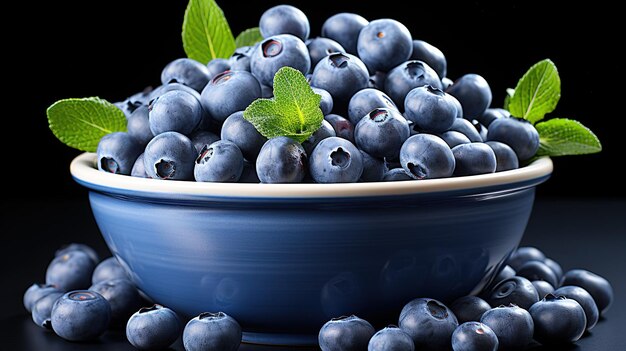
[71,153,553,198]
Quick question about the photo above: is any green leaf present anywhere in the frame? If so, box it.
[509,59,561,124]
[503,88,515,110]
[182,0,236,64]
[536,118,602,156]
[243,67,323,143]
[47,97,127,152]
[235,27,263,48]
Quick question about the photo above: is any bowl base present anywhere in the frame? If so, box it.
[243,331,318,346]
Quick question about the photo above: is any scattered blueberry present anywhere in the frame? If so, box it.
[355,108,410,159]
[385,61,442,107]
[399,134,455,179]
[451,322,498,351]
[251,34,311,87]
[446,74,492,119]
[516,260,559,288]
[449,296,492,324]
[368,325,415,351]
[31,290,64,329]
[487,117,540,161]
[322,13,368,55]
[543,257,564,281]
[554,285,599,331]
[484,265,516,293]
[256,136,307,183]
[51,290,111,341]
[506,246,546,271]
[529,294,586,345]
[46,250,96,291]
[480,305,534,351]
[194,140,244,182]
[183,312,242,351]
[161,58,211,92]
[92,256,128,284]
[485,276,539,310]
[24,283,61,313]
[259,5,310,41]
[126,304,181,350]
[143,131,197,180]
[319,315,375,351]
[97,132,143,175]
[560,269,613,315]
[309,137,363,183]
[55,243,99,266]
[399,298,458,351]
[357,19,413,73]
[89,278,142,327]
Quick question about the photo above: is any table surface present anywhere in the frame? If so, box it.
[1,197,624,351]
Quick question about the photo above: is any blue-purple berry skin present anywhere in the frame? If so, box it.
[348,88,398,125]
[143,131,197,181]
[24,284,61,313]
[201,70,262,124]
[446,74,492,119]
[161,58,211,92]
[31,291,65,329]
[560,269,614,315]
[480,305,534,351]
[410,40,447,79]
[449,296,492,324]
[325,114,355,143]
[529,295,587,345]
[220,111,267,162]
[399,298,458,351]
[126,304,182,350]
[357,19,413,73]
[400,134,455,180]
[259,5,310,41]
[92,257,128,284]
[148,90,203,136]
[46,250,96,291]
[485,141,519,172]
[51,290,111,341]
[194,140,244,183]
[183,312,242,351]
[451,322,498,351]
[385,61,442,108]
[311,52,370,106]
[322,13,368,55]
[355,108,410,159]
[89,278,142,327]
[127,105,153,146]
[319,315,376,351]
[368,326,415,351]
[97,132,143,175]
[554,285,599,331]
[309,137,363,183]
[256,137,308,183]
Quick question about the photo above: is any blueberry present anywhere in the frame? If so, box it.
[487,117,540,161]
[449,118,483,142]
[399,134,455,179]
[89,279,142,327]
[438,131,471,149]
[449,296,491,324]
[529,294,586,345]
[485,141,519,172]
[554,286,599,331]
[150,82,202,102]
[259,5,309,41]
[51,291,111,341]
[24,283,61,313]
[451,322,498,351]
[143,131,197,180]
[532,280,555,300]
[476,108,508,127]
[322,13,368,55]
[357,19,412,73]
[368,325,415,351]
[260,83,274,98]
[46,250,96,291]
[543,258,564,281]
[31,290,64,329]
[369,71,387,89]
[127,105,154,146]
[256,137,307,183]
[399,298,458,351]
[127,87,155,106]
[92,257,128,284]
[309,137,363,183]
[239,161,260,183]
[385,61,442,108]
[201,70,261,124]
[441,77,454,90]
[126,304,181,350]
[183,312,241,351]
[516,261,559,288]
[131,153,149,178]
[190,130,220,153]
[404,85,456,133]
[310,52,370,106]
[97,132,143,175]
[312,87,334,115]
[472,120,488,141]
[251,34,311,87]
[448,94,464,119]
[319,315,375,351]
[446,74,492,119]
[452,143,497,176]
[307,37,345,69]
[383,168,413,181]
[325,114,355,143]
[229,46,253,72]
[483,265,516,293]
[410,40,446,79]
[55,243,99,265]
[360,150,386,182]
[485,276,539,310]
[194,140,244,182]
[506,247,546,271]
[560,269,613,314]
[348,88,398,125]
[206,58,231,80]
[302,120,336,156]
[355,108,410,159]
[149,90,203,136]
[161,58,211,92]
[480,305,533,351]
[115,99,143,118]
[220,111,267,161]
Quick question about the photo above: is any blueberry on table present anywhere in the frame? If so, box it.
[220,111,267,162]
[398,298,458,351]
[506,246,546,271]
[183,312,242,351]
[560,269,613,315]
[55,243,99,266]
[309,137,363,183]
[348,88,398,125]
[480,305,533,351]
[259,5,310,41]
[161,58,211,92]
[452,143,497,177]
[446,74,492,119]
[46,250,96,291]
[319,315,376,351]
[451,322,498,351]
[310,52,370,105]
[487,117,540,161]
[410,40,447,79]
[131,153,149,178]
[543,258,564,282]
[532,280,555,300]
[127,105,153,146]
[516,260,559,288]
[201,70,262,124]
[92,256,128,284]
[382,168,413,181]
[322,13,368,55]
[89,279,142,328]
[449,296,492,324]
[190,130,220,154]
[481,265,516,296]
[325,114,355,143]
[126,304,181,351]
[450,118,483,142]
[143,131,197,181]
[96,132,143,175]
[399,134,455,180]
[554,285,599,331]
[368,325,415,351]
[485,141,519,172]
[51,290,111,341]
[31,290,64,329]
[307,37,345,69]
[256,136,308,183]
[302,120,337,156]
[194,140,244,182]
[355,108,410,159]
[486,276,539,310]
[206,58,231,80]
[438,131,471,149]
[529,294,586,345]
[24,283,62,313]
[312,87,334,116]
[404,85,456,133]
[385,61,442,108]
[357,19,413,73]
[360,150,386,182]
[148,90,203,136]
[250,34,311,87]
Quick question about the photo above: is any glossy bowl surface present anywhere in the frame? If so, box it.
[71,153,552,345]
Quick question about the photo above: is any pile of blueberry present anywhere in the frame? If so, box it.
[24,244,242,350]
[100,5,537,184]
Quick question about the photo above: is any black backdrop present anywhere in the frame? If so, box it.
[7,0,623,198]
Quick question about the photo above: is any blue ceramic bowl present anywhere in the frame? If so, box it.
[71,153,552,345]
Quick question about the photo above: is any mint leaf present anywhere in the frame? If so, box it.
[503,88,515,110]
[47,97,127,152]
[235,27,263,48]
[536,118,601,156]
[509,59,561,124]
[182,0,236,64]
[244,67,323,143]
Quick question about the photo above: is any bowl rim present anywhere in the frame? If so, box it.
[71,152,553,199]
